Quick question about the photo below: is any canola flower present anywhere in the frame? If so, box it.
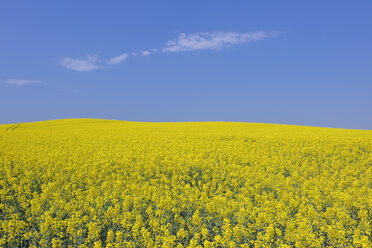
[0,119,371,247]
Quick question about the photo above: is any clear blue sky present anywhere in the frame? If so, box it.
[1,1,371,129]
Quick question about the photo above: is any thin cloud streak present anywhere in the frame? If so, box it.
[163,31,277,52]
[59,31,280,71]
[106,53,129,65]
[5,79,44,86]
[141,50,151,56]
[60,55,101,71]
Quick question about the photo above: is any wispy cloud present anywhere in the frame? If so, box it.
[5,79,44,86]
[163,31,277,52]
[106,53,129,65]
[59,31,280,71]
[60,55,101,71]
[141,50,151,56]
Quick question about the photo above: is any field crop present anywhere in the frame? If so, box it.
[0,119,371,247]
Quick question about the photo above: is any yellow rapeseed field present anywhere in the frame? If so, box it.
[0,119,371,247]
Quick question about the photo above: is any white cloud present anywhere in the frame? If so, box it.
[163,31,277,52]
[60,55,101,71]
[5,79,44,86]
[106,53,129,65]
[58,31,279,71]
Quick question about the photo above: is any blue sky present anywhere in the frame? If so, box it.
[0,1,371,129]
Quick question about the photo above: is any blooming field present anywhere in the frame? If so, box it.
[0,119,371,247]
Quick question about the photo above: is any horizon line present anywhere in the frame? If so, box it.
[0,118,371,131]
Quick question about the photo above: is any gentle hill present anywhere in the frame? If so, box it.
[1,119,371,247]
[1,118,371,136]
